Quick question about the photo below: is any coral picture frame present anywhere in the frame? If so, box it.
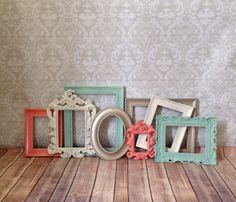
[47,90,96,158]
[155,116,217,165]
[64,86,124,149]
[24,108,62,157]
[126,121,155,160]
[138,96,194,152]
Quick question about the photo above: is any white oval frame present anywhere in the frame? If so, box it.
[91,108,132,160]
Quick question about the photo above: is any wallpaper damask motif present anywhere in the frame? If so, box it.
[0,0,236,146]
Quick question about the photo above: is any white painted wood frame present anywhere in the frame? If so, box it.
[137,95,194,152]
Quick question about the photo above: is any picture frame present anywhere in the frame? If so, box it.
[126,121,155,160]
[155,116,217,165]
[138,96,194,152]
[125,97,198,152]
[64,86,124,149]
[91,108,132,160]
[47,90,96,158]
[24,108,63,157]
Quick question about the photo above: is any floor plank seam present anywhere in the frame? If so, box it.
[25,158,54,201]
[145,160,153,202]
[47,158,71,202]
[223,148,236,170]
[163,163,177,202]
[0,149,24,177]
[89,158,100,202]
[112,160,118,202]
[1,157,36,201]
[180,164,199,201]
[200,165,225,201]
[62,159,82,202]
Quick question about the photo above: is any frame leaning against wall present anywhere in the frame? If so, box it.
[24,108,63,157]
[125,97,198,152]
[47,90,96,158]
[155,116,217,165]
[64,86,124,149]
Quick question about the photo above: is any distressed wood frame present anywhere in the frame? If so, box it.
[64,86,124,149]
[139,96,194,152]
[155,116,217,165]
[47,90,96,158]
[24,108,63,157]
[91,108,132,160]
[125,97,198,152]
[126,121,155,160]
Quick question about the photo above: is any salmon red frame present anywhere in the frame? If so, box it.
[24,108,63,156]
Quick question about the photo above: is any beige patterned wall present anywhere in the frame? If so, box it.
[0,0,236,147]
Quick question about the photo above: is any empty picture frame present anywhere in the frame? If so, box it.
[91,108,132,160]
[24,108,62,157]
[125,97,198,152]
[126,121,155,160]
[47,90,96,158]
[64,86,124,149]
[155,116,217,165]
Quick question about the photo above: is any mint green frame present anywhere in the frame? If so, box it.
[155,116,217,165]
[64,86,124,149]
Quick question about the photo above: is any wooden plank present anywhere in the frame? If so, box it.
[49,158,81,202]
[0,148,23,176]
[26,158,69,202]
[0,155,34,201]
[224,147,236,168]
[0,148,7,158]
[90,159,116,202]
[128,160,152,202]
[114,158,128,202]
[65,157,99,202]
[165,163,198,201]
[146,160,175,202]
[202,165,236,201]
[183,164,221,201]
[2,157,52,202]
[215,147,236,196]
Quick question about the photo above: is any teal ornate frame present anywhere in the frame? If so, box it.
[64,86,124,149]
[155,116,217,165]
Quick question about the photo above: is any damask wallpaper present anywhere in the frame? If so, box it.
[0,0,236,147]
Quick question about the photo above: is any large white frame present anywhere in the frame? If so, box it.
[137,95,194,152]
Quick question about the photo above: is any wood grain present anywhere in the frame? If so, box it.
[165,163,198,202]
[0,155,34,201]
[146,160,175,202]
[0,149,7,158]
[215,147,236,197]
[128,160,152,202]
[49,158,81,202]
[65,157,99,202]
[26,158,69,202]
[224,147,236,168]
[0,148,23,177]
[90,159,116,202]
[183,164,221,201]
[114,158,128,202]
[202,165,236,201]
[3,158,52,202]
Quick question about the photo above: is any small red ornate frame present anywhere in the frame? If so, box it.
[126,120,155,160]
[24,108,63,157]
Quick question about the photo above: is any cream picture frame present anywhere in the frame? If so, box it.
[47,90,96,158]
[136,96,194,152]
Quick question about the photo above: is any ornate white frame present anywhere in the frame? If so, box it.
[137,96,194,152]
[47,90,96,158]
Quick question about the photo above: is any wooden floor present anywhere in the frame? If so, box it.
[0,148,236,202]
